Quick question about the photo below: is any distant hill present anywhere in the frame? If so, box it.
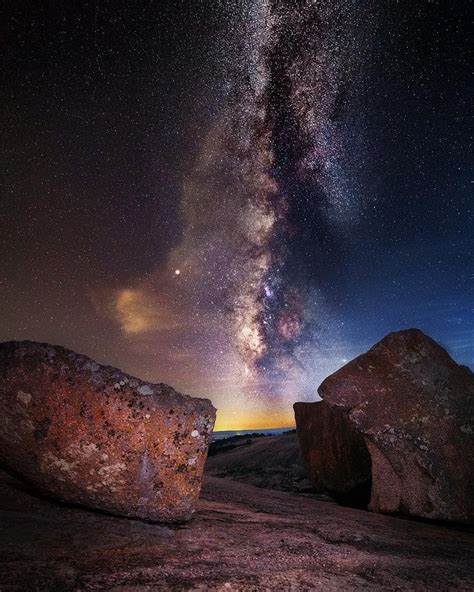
[205,431,319,494]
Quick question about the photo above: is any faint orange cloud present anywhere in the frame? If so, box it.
[115,289,155,334]
[113,288,187,335]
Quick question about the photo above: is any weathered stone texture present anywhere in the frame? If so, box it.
[318,329,474,522]
[0,340,216,523]
[294,400,371,503]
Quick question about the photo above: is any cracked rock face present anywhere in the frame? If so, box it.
[318,329,474,522]
[0,341,216,523]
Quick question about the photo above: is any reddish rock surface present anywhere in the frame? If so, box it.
[0,340,215,523]
[1,467,473,590]
[318,329,474,522]
[294,401,371,504]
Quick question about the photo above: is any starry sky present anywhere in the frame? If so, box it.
[1,1,472,429]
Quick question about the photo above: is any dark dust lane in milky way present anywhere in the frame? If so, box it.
[0,1,471,429]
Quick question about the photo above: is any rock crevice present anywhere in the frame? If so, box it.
[295,329,474,522]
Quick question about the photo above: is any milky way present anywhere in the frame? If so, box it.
[1,1,472,429]
[175,0,377,402]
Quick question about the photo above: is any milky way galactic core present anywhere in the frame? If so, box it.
[1,1,472,428]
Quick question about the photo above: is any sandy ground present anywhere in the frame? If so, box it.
[0,466,473,591]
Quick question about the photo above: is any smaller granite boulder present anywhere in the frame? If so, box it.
[0,341,216,523]
[319,329,474,522]
[294,401,371,505]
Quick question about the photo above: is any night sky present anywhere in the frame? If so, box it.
[1,1,472,429]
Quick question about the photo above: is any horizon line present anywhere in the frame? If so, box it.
[213,425,295,432]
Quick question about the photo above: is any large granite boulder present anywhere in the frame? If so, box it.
[0,340,216,523]
[318,329,474,522]
[294,401,371,505]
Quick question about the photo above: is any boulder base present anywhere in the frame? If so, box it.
[318,329,474,522]
[0,340,216,523]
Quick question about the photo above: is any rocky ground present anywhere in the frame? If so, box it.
[1,465,473,591]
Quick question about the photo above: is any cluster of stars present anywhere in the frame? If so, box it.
[1,1,471,429]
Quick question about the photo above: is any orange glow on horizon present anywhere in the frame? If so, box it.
[213,406,296,432]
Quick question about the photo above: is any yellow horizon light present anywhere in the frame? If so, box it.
[213,407,296,432]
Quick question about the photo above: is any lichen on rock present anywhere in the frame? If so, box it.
[0,340,216,523]
[317,329,474,522]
